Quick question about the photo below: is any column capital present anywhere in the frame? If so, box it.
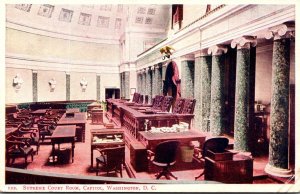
[150,66,155,71]
[180,54,195,61]
[65,71,70,75]
[265,23,295,40]
[32,70,38,74]
[208,45,228,56]
[195,49,209,58]
[231,36,257,49]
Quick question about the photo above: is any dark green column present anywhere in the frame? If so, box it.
[97,75,100,101]
[194,54,212,132]
[66,73,70,101]
[145,67,152,98]
[124,71,130,99]
[32,70,38,102]
[181,60,195,98]
[209,46,227,136]
[120,73,123,98]
[265,35,292,177]
[156,64,163,95]
[143,70,147,95]
[233,47,251,151]
[151,67,156,98]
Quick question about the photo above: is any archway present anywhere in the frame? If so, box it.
[163,61,181,100]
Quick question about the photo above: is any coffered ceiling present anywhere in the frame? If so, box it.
[6,4,170,42]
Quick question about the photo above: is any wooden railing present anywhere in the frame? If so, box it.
[5,167,216,184]
[106,99,194,140]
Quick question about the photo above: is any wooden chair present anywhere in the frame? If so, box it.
[6,137,34,168]
[12,127,40,155]
[147,140,180,180]
[37,120,56,142]
[172,98,185,114]
[138,95,144,104]
[95,146,125,177]
[181,99,196,114]
[160,96,173,112]
[194,137,229,180]
[151,95,165,110]
[132,92,140,103]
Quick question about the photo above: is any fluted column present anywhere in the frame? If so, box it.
[194,51,212,132]
[208,45,227,136]
[231,36,257,152]
[181,59,195,98]
[145,67,152,98]
[264,23,294,177]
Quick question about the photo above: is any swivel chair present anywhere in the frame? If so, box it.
[147,140,180,180]
[194,137,229,180]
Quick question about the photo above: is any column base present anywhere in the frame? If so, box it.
[264,163,293,178]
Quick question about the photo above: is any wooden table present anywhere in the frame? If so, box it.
[90,128,124,168]
[139,130,207,150]
[57,112,86,142]
[66,108,80,113]
[5,127,19,137]
[30,109,48,116]
[50,125,76,163]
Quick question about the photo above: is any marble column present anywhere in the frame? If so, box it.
[66,72,70,101]
[181,59,195,98]
[96,74,100,101]
[231,36,257,152]
[264,23,294,177]
[145,67,152,98]
[143,70,147,95]
[151,66,156,98]
[157,64,163,95]
[124,71,130,99]
[32,70,38,102]
[208,45,227,136]
[194,52,212,132]
[119,73,122,98]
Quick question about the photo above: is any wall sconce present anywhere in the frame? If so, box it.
[80,77,88,92]
[160,45,175,60]
[13,73,24,92]
[48,78,56,92]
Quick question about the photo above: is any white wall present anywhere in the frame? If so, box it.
[70,72,97,100]
[6,68,33,103]
[37,70,66,102]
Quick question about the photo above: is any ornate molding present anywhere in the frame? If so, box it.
[208,45,228,56]
[265,23,295,40]
[231,36,257,49]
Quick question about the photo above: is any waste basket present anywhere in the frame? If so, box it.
[180,145,194,162]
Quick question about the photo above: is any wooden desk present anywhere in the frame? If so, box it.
[50,125,76,163]
[90,128,124,168]
[139,130,206,150]
[204,154,253,183]
[91,109,103,124]
[66,108,80,113]
[30,109,48,116]
[57,112,86,142]
[106,99,194,140]
[5,127,19,137]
